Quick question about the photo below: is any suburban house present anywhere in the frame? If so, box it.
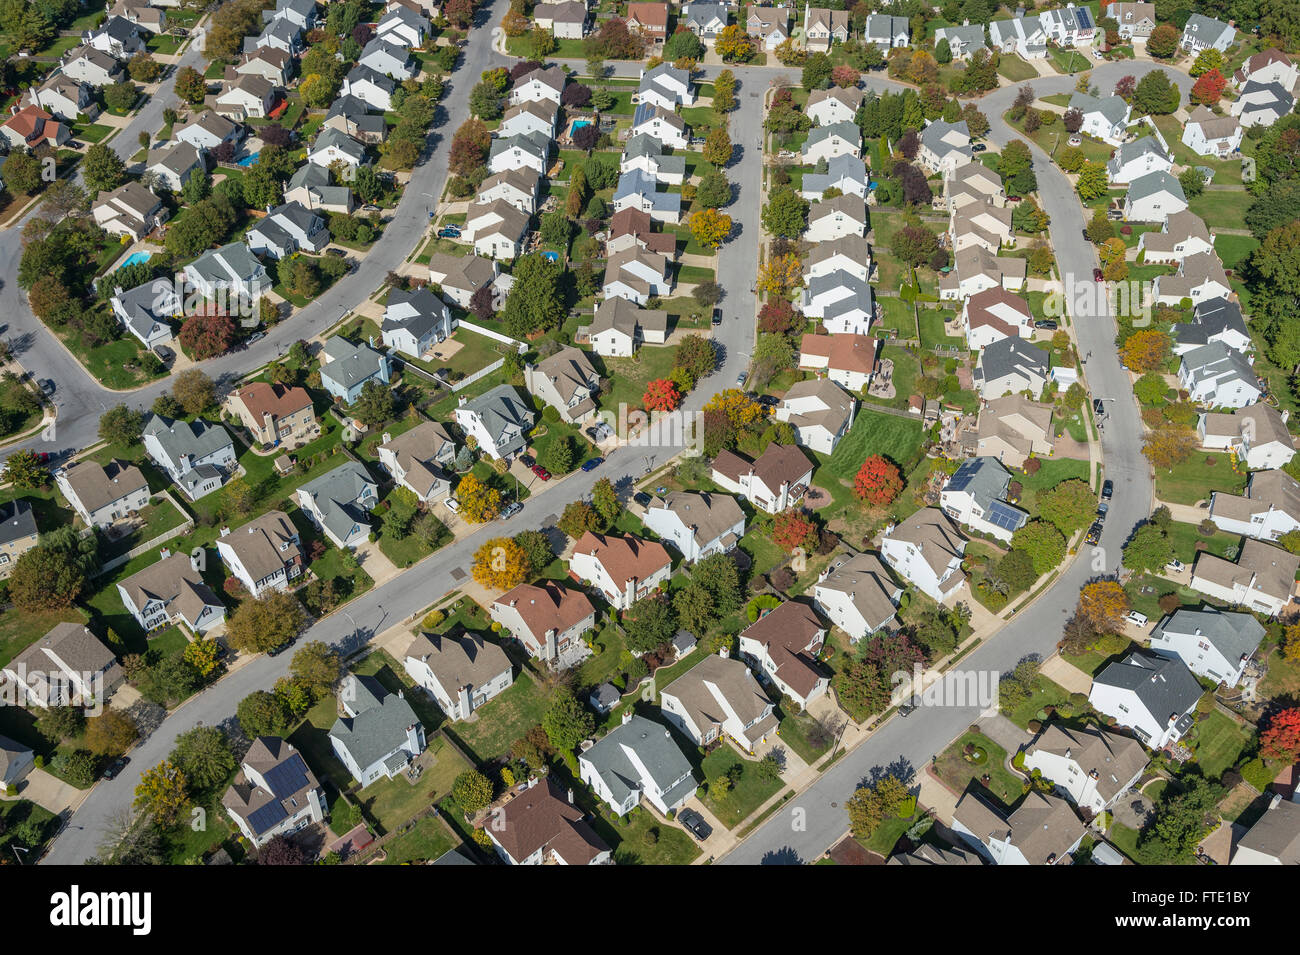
[490,580,596,664]
[509,64,567,107]
[621,133,687,186]
[745,4,792,50]
[1022,724,1149,815]
[1138,210,1215,268]
[638,63,695,108]
[989,15,1047,57]
[141,414,237,501]
[376,421,457,504]
[1182,105,1243,157]
[1153,251,1233,307]
[1038,2,1096,45]
[1190,538,1299,617]
[55,459,150,529]
[940,244,1027,300]
[226,382,317,448]
[3,624,123,708]
[92,181,168,242]
[1178,341,1260,410]
[1198,403,1295,471]
[251,14,303,55]
[319,337,392,404]
[738,600,829,709]
[951,200,1013,255]
[603,247,673,305]
[579,713,696,816]
[0,736,34,790]
[295,461,380,550]
[58,45,125,87]
[427,252,500,308]
[660,651,777,751]
[477,167,540,215]
[801,120,861,164]
[1088,651,1201,748]
[1108,2,1156,40]
[799,332,879,392]
[974,336,1049,400]
[569,532,673,611]
[775,377,857,454]
[1180,12,1235,53]
[630,102,689,148]
[806,234,871,282]
[524,347,600,424]
[117,551,226,635]
[1124,170,1189,224]
[84,15,145,57]
[24,74,95,122]
[918,119,973,174]
[613,167,682,224]
[375,1,429,45]
[0,500,38,578]
[1150,607,1266,688]
[499,100,557,142]
[805,193,868,242]
[864,13,910,48]
[183,241,271,302]
[1234,47,1298,89]
[799,271,874,335]
[1107,135,1172,184]
[961,286,1033,352]
[966,395,1053,469]
[245,201,329,260]
[934,22,988,59]
[946,160,1006,210]
[216,510,303,598]
[214,74,277,121]
[308,126,368,172]
[403,630,513,721]
[380,287,454,360]
[586,295,669,357]
[1067,92,1131,146]
[802,6,849,50]
[453,385,536,460]
[1209,469,1300,541]
[940,456,1029,543]
[329,674,426,787]
[608,207,677,258]
[532,1,588,38]
[340,64,396,112]
[710,443,814,515]
[285,162,354,213]
[681,2,728,43]
[231,47,293,86]
[1229,80,1296,128]
[952,790,1085,865]
[1232,796,1300,865]
[813,551,903,642]
[806,85,865,126]
[624,2,669,46]
[880,508,968,602]
[109,279,177,350]
[464,198,530,259]
[222,737,325,849]
[145,141,204,192]
[889,844,984,866]
[358,36,417,79]
[488,131,550,175]
[486,778,612,865]
[642,491,745,564]
[0,105,70,150]
[800,154,869,201]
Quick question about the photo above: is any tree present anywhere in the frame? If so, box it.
[98,405,146,449]
[1077,580,1130,633]
[290,642,339,695]
[1120,329,1170,372]
[1139,776,1223,863]
[1010,520,1066,575]
[702,126,733,168]
[713,69,737,112]
[172,369,215,416]
[1143,425,1198,472]
[226,591,305,655]
[471,537,531,590]
[675,334,717,386]
[36,706,85,743]
[1,449,46,490]
[134,759,189,826]
[1062,107,1084,134]
[692,279,724,307]
[643,377,682,411]
[961,104,990,139]
[542,687,594,753]
[1075,160,1109,201]
[590,477,621,528]
[1038,479,1097,535]
[716,23,755,62]
[456,472,501,523]
[832,659,890,722]
[773,37,805,66]
[499,255,565,338]
[774,509,817,554]
[178,311,237,361]
[689,207,732,250]
[349,379,396,427]
[8,527,96,612]
[1134,69,1179,115]
[82,143,127,195]
[449,117,491,178]
[260,834,308,865]
[935,36,952,64]
[514,529,554,575]
[853,455,903,505]
[761,186,808,238]
[1261,708,1300,762]
[892,223,941,266]
[184,638,222,678]
[1123,523,1174,574]
[997,139,1037,196]
[0,151,43,195]
[538,435,574,475]
[664,27,704,62]
[172,726,235,791]
[624,595,676,653]
[174,65,207,104]
[758,298,802,336]
[237,690,294,738]
[451,769,494,814]
[557,499,600,539]
[1179,167,1205,200]
[84,709,138,757]
[758,253,804,296]
[1190,68,1226,106]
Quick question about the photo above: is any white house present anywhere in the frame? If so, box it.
[216,510,303,597]
[318,337,391,404]
[813,551,903,643]
[710,443,813,515]
[1209,470,1300,542]
[642,491,745,564]
[952,790,1086,865]
[340,64,396,112]
[214,74,276,121]
[620,133,687,186]
[308,127,368,172]
[939,456,1029,544]
[509,65,567,106]
[638,63,695,109]
[798,332,879,392]
[1233,47,1298,91]
[1150,608,1266,688]
[880,508,967,603]
[1182,105,1242,158]
[918,119,973,174]
[988,15,1047,58]
[660,651,777,751]
[403,631,513,721]
[799,270,874,335]
[183,241,271,304]
[245,200,329,260]
[801,120,861,164]
[1179,342,1260,410]
[141,414,237,501]
[1067,92,1131,146]
[1232,796,1300,865]
[1108,2,1156,41]
[1125,169,1189,224]
[1022,724,1149,816]
[532,1,588,39]
[222,737,325,848]
[863,13,909,48]
[1180,13,1235,53]
[603,247,672,305]
[375,3,429,47]
[488,131,550,175]
[380,286,454,359]
[358,36,417,79]
[775,377,856,454]
[1152,251,1233,308]
[800,154,869,201]
[94,181,168,243]
[295,461,379,550]
[464,198,530,259]
[329,674,427,786]
[805,194,867,242]
[586,296,669,357]
[1088,651,1201,748]
[3,624,123,709]
[569,532,672,611]
[498,100,557,141]
[1139,210,1216,268]
[738,600,829,709]
[523,346,601,425]
[1039,2,1096,46]
[1198,403,1295,472]
[55,460,150,530]
[491,580,596,665]
[805,85,864,126]
[974,336,1049,400]
[1190,539,1299,617]
[961,286,1034,352]
[453,385,535,460]
[1107,135,1172,185]
[630,102,689,148]
[934,23,988,60]
[579,713,696,817]
[1229,80,1295,128]
[117,552,226,635]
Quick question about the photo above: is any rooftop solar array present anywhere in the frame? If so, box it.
[987,500,1028,532]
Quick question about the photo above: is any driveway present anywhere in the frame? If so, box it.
[6,769,89,817]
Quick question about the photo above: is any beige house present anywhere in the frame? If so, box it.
[523,346,601,424]
[376,421,456,503]
[660,651,778,751]
[55,460,150,529]
[965,395,1053,468]
[0,500,39,578]
[216,510,303,598]
[226,382,317,448]
[1191,539,1299,617]
[3,624,124,708]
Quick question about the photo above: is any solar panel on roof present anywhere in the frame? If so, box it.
[247,801,289,835]
[1075,7,1092,28]
[946,465,976,493]
[987,500,1027,532]
[263,754,310,798]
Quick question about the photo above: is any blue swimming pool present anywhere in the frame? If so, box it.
[118,251,153,269]
[541,250,560,263]
[572,119,592,130]
[237,151,260,167]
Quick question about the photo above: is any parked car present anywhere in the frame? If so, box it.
[325,247,346,257]
[1033,319,1058,330]
[531,464,551,481]
[1125,611,1149,628]
[711,307,722,327]
[1093,398,1105,415]
[101,756,130,780]
[971,143,987,152]
[736,372,747,388]
[1165,558,1186,574]
[246,331,265,345]
[520,453,536,468]
[1092,267,1104,281]
[1096,500,1109,521]
[444,498,460,513]
[39,379,55,396]
[500,501,523,519]
[1085,522,1103,545]
[678,808,712,841]
[581,457,604,472]
[437,227,462,239]
[633,491,652,508]
[1101,479,1113,501]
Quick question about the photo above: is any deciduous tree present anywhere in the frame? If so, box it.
[853,455,903,505]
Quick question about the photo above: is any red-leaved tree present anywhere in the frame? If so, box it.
[758,298,802,336]
[1190,68,1226,106]
[178,312,237,360]
[643,378,681,412]
[1261,707,1300,762]
[773,509,817,553]
[853,454,903,505]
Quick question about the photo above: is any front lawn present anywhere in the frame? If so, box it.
[934,732,1025,808]
[1001,674,1073,730]
[698,747,783,830]
[1153,451,1247,506]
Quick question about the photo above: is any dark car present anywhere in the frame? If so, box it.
[678,808,712,841]
[520,453,536,468]
[711,307,722,327]
[971,143,987,152]
[581,457,604,472]
[1096,500,1109,521]
[1033,319,1058,331]
[437,227,462,239]
[633,491,652,508]
[1085,522,1103,545]
[39,379,55,396]
[101,756,130,780]
[1101,479,1114,502]
[1093,267,1104,282]
[1092,398,1105,415]
[326,247,346,257]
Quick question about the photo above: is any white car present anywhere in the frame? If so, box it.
[1125,611,1149,628]
[444,498,460,513]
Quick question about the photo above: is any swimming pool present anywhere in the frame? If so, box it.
[237,151,260,167]
[118,251,153,269]
[572,119,592,130]
[541,250,560,263]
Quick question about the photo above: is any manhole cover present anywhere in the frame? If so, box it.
[449,567,466,581]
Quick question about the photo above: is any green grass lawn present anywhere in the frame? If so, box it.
[595,804,701,865]
[934,732,1025,808]
[826,408,924,479]
[598,344,679,415]
[1153,451,1248,506]
[1214,233,1259,270]
[1186,710,1250,781]
[379,815,459,864]
[448,669,550,764]
[917,306,966,349]
[1165,520,1241,565]
[1002,675,1073,730]
[996,54,1040,82]
[777,709,832,766]
[1189,189,1250,232]
[1109,821,1167,865]
[0,607,87,669]
[698,748,783,830]
[877,296,919,341]
[860,800,918,856]
[1019,457,1091,517]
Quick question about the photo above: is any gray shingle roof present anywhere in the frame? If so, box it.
[1069,91,1129,127]
[1128,169,1186,204]
[299,461,377,542]
[582,714,694,807]
[1153,608,1266,664]
[330,674,420,773]
[1093,651,1203,721]
[142,414,234,464]
[0,499,37,548]
[320,337,387,391]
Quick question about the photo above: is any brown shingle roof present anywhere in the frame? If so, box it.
[59,459,148,514]
[740,600,826,697]
[405,630,511,692]
[221,510,301,583]
[799,332,880,375]
[573,532,671,585]
[494,580,594,641]
[491,777,610,863]
[230,382,313,426]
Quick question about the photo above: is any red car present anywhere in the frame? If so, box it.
[531,464,551,481]
[1092,268,1104,282]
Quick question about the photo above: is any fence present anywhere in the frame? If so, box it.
[457,320,527,354]
[95,517,195,577]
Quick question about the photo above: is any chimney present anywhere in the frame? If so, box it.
[457,685,472,716]
[1283,410,1290,425]
[545,628,557,661]
[718,645,729,659]
[621,709,634,725]
[567,788,574,804]
[189,550,202,572]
